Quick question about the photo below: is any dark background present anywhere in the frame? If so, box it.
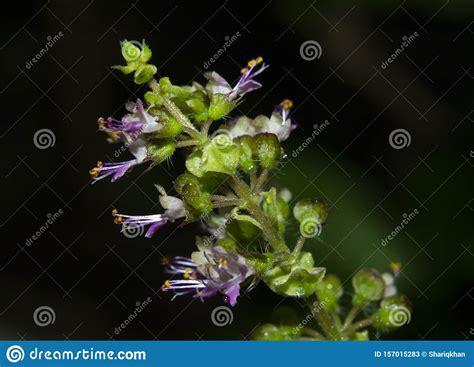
[1,0,473,340]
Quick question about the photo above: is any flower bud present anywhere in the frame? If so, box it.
[174,173,212,216]
[153,114,183,138]
[293,198,328,224]
[120,40,142,63]
[254,133,282,170]
[134,64,157,85]
[235,135,257,173]
[264,252,325,297]
[352,268,385,308]
[208,94,236,120]
[315,274,343,313]
[373,295,411,331]
[147,139,176,164]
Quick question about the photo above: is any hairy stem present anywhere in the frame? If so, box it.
[176,140,199,148]
[201,118,213,136]
[292,235,306,256]
[342,306,359,331]
[230,176,288,253]
[306,294,340,340]
[253,169,269,193]
[347,317,373,333]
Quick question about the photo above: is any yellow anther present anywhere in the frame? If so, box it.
[112,209,123,225]
[162,280,171,289]
[97,161,103,168]
[240,68,248,74]
[247,59,256,68]
[161,256,170,265]
[97,117,106,128]
[218,258,228,267]
[390,262,401,273]
[89,168,99,178]
[256,56,263,64]
[183,268,192,279]
[282,99,293,109]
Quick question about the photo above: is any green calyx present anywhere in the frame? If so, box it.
[315,274,343,313]
[147,139,176,163]
[254,133,282,170]
[185,138,239,177]
[261,188,289,234]
[263,252,325,297]
[372,295,411,331]
[113,40,157,85]
[174,173,212,217]
[352,268,385,308]
[208,93,236,120]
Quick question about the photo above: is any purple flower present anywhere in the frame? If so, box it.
[162,246,255,306]
[112,186,185,237]
[205,57,269,100]
[98,99,162,139]
[89,138,148,183]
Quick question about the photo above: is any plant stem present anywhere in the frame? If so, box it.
[301,328,326,340]
[253,169,269,193]
[292,235,306,256]
[347,317,373,333]
[230,176,288,253]
[201,118,213,136]
[176,140,199,148]
[306,294,340,340]
[342,306,359,331]
[212,199,241,208]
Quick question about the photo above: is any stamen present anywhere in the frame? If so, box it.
[97,117,106,129]
[282,99,293,109]
[256,56,263,64]
[161,256,170,265]
[218,258,228,267]
[183,268,192,279]
[162,280,171,290]
[247,59,256,68]
[112,209,123,224]
[240,68,248,74]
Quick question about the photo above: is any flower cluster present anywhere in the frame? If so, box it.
[91,39,411,340]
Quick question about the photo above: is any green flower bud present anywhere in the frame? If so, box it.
[120,40,141,62]
[315,275,343,313]
[235,135,257,173]
[208,94,236,120]
[293,199,328,238]
[144,91,164,106]
[153,114,183,138]
[174,173,212,216]
[254,133,282,170]
[352,269,385,308]
[252,324,296,341]
[186,139,240,177]
[134,64,157,85]
[264,252,325,297]
[373,295,411,331]
[147,139,176,164]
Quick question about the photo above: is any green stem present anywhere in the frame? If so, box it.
[292,235,306,256]
[230,176,288,253]
[201,118,213,136]
[212,199,241,208]
[253,169,269,193]
[176,140,199,148]
[342,306,359,331]
[306,294,340,340]
[347,317,373,333]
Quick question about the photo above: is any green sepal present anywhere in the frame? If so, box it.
[208,93,236,120]
[254,133,282,170]
[372,295,411,331]
[261,188,289,234]
[111,64,136,75]
[185,140,240,177]
[235,135,257,173]
[293,198,328,224]
[134,64,157,84]
[352,268,385,308]
[263,252,325,297]
[146,139,176,164]
[315,274,343,313]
